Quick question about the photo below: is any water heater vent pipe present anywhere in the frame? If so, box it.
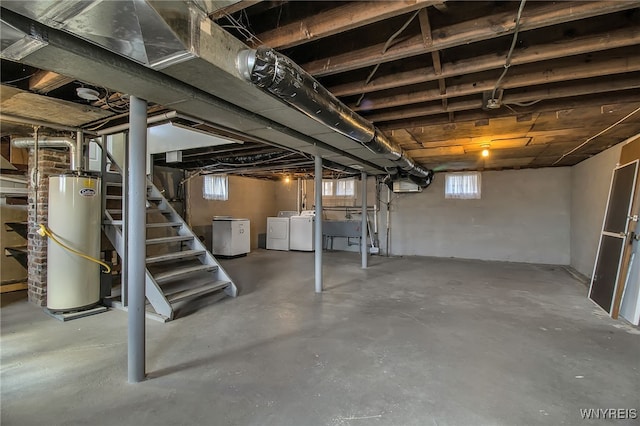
[11,136,81,171]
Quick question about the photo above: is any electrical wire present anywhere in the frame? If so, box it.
[489,0,527,103]
[38,224,112,273]
[553,105,640,165]
[356,10,421,107]
[1,72,37,84]
[507,99,542,107]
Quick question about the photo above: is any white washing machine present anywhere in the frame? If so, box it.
[290,212,315,251]
[266,217,290,251]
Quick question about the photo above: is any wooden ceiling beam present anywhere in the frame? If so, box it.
[377,92,640,131]
[304,1,638,77]
[352,52,640,111]
[368,76,640,123]
[256,0,442,49]
[209,1,261,20]
[330,25,640,97]
[418,7,448,111]
[28,70,74,94]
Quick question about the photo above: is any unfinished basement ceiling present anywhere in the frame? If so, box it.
[1,1,639,176]
[213,0,640,170]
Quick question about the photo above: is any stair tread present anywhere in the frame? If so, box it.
[146,235,192,245]
[166,280,230,304]
[146,222,182,228]
[146,249,205,264]
[107,208,168,214]
[104,220,182,228]
[154,264,217,284]
[5,245,28,253]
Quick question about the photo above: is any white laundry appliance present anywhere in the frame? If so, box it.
[290,211,315,251]
[266,216,290,251]
[211,217,250,256]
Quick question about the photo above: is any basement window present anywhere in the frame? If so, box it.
[336,178,355,197]
[445,172,481,199]
[322,180,334,196]
[203,174,228,201]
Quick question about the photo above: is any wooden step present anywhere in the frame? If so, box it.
[146,249,205,264]
[146,235,192,245]
[154,264,217,284]
[166,281,230,304]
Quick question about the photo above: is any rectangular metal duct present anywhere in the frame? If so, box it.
[0,1,386,175]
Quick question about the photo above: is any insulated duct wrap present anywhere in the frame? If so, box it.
[239,47,434,188]
[365,130,403,161]
[239,47,376,143]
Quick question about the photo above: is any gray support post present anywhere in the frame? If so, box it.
[127,96,146,383]
[361,171,368,269]
[314,155,323,293]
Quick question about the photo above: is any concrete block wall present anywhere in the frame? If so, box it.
[27,148,69,306]
[380,168,572,264]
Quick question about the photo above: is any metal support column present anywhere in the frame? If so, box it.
[127,96,146,383]
[314,155,323,293]
[361,172,368,269]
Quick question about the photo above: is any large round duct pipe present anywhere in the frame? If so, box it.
[238,47,434,187]
[238,47,376,144]
[12,136,80,171]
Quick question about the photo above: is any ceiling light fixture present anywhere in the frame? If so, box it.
[481,144,490,157]
[76,87,100,101]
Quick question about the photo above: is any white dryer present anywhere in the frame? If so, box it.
[266,217,290,251]
[290,212,315,251]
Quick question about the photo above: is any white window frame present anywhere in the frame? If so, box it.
[445,172,481,199]
[322,180,334,196]
[203,174,229,201]
[335,178,355,197]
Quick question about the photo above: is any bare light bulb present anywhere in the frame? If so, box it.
[481,148,490,157]
[284,176,290,183]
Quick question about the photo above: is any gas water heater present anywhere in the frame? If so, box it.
[47,174,102,311]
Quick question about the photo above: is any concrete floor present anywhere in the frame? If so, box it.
[1,250,639,426]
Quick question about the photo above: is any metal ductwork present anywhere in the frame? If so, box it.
[12,136,81,171]
[237,47,434,188]
[0,1,425,180]
[237,47,376,144]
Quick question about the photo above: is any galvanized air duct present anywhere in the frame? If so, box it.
[12,136,81,171]
[238,47,434,188]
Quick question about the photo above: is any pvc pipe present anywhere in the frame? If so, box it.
[97,111,181,136]
[297,178,301,213]
[76,130,84,172]
[127,96,146,383]
[361,172,368,269]
[314,154,323,293]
